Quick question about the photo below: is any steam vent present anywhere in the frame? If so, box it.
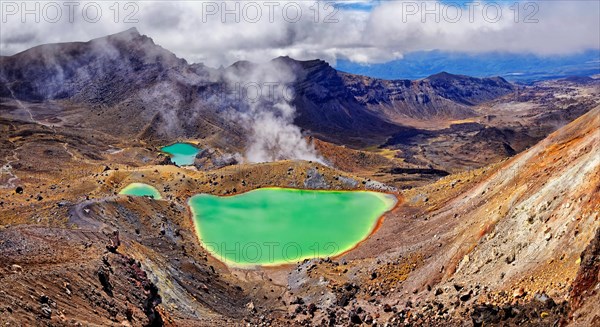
[1,3,599,326]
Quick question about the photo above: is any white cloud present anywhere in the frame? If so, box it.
[1,1,598,66]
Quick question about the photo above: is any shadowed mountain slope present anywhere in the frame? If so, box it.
[1,29,516,147]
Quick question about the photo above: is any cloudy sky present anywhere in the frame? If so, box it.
[1,0,599,67]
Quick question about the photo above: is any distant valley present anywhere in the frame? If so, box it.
[0,29,599,326]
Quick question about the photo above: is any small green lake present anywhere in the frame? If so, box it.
[188,188,397,267]
[119,183,162,199]
[161,143,199,166]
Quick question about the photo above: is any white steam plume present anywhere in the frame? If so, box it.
[223,61,324,164]
[244,102,322,164]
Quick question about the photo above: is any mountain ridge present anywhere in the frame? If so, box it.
[1,29,515,146]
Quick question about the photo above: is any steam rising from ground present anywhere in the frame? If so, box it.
[244,102,322,163]
[1,28,324,164]
[223,61,324,164]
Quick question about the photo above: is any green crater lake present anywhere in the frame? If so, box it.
[119,183,162,199]
[188,188,397,267]
[161,143,199,166]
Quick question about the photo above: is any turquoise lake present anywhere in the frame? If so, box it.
[119,183,162,199]
[188,188,397,267]
[161,143,199,166]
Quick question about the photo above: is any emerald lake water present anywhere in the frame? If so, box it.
[188,188,397,267]
[119,183,162,199]
[161,143,199,166]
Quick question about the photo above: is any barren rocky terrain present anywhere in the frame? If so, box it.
[0,30,598,326]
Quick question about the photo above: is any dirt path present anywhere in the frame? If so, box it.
[0,141,21,189]
[68,197,117,230]
[5,83,56,129]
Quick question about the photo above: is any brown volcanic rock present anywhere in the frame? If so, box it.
[0,226,165,326]
[340,71,514,124]
[0,28,237,144]
[0,156,390,325]
[1,30,516,147]
[324,107,599,326]
[569,228,600,325]
[2,29,600,327]
[426,72,515,106]
[429,107,600,293]
[0,107,598,326]
[267,56,403,145]
[0,28,186,102]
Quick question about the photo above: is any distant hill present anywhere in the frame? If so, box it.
[336,50,600,83]
[1,29,516,146]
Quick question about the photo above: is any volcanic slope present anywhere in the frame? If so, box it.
[0,107,597,326]
[273,106,599,326]
[396,105,600,310]
[3,29,598,181]
[1,28,516,148]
